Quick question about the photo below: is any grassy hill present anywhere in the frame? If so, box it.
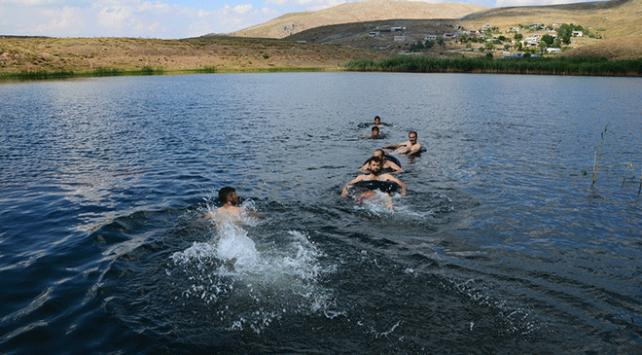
[231,0,485,39]
[0,36,379,78]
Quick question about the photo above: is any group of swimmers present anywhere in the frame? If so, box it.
[212,116,423,222]
[342,116,423,210]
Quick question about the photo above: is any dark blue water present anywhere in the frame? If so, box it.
[1,73,641,353]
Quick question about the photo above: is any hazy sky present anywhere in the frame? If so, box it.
[0,0,599,38]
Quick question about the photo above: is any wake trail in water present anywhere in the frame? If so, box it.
[168,199,340,333]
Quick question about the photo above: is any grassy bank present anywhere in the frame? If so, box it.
[0,66,328,81]
[346,56,642,76]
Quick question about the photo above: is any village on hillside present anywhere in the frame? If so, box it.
[371,22,601,58]
[294,21,603,59]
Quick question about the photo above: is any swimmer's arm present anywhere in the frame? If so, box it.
[386,175,407,196]
[359,163,370,173]
[341,176,363,197]
[409,143,423,155]
[244,209,264,219]
[386,161,403,173]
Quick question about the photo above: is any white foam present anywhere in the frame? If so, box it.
[168,204,338,333]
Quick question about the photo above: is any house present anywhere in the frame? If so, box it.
[481,24,492,31]
[546,47,561,54]
[572,31,583,37]
[508,27,520,33]
[368,31,380,37]
[524,35,540,47]
[390,26,406,32]
[393,35,406,42]
[375,25,391,32]
[443,32,458,40]
[424,34,438,41]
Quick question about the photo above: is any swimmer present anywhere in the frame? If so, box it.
[368,126,382,139]
[342,158,406,210]
[373,115,383,128]
[204,186,261,226]
[384,130,423,155]
[212,186,242,225]
[360,149,402,174]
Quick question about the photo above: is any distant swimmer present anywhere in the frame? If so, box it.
[384,130,423,155]
[342,158,406,210]
[373,115,383,128]
[369,126,383,139]
[360,149,402,174]
[358,115,391,129]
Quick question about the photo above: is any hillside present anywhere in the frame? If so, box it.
[231,0,485,39]
[0,36,379,77]
[288,0,642,59]
[461,0,642,58]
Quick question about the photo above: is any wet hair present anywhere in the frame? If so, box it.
[218,186,236,205]
[373,148,385,157]
[374,115,381,123]
[371,126,380,133]
[408,130,418,138]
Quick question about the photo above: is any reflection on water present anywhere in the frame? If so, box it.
[0,73,641,352]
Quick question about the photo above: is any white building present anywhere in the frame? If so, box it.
[393,35,406,42]
[524,35,540,47]
[546,47,561,54]
[572,31,583,37]
[424,34,438,41]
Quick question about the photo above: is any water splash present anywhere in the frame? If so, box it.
[169,204,338,333]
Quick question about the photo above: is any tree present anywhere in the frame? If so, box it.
[557,24,573,45]
[514,33,523,41]
[541,34,555,46]
[539,40,547,55]
[437,37,445,46]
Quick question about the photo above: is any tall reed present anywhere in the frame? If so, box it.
[591,124,608,186]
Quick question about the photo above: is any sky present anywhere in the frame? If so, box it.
[0,0,599,38]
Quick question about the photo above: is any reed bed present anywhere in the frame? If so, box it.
[346,56,642,76]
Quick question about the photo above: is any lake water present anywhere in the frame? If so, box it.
[0,73,640,353]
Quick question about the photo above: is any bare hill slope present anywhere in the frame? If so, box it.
[232,0,485,39]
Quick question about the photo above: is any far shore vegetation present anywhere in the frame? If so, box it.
[0,66,328,81]
[346,56,642,77]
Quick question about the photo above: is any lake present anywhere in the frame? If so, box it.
[0,73,640,353]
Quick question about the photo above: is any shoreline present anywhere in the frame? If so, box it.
[2,61,641,81]
[0,66,341,81]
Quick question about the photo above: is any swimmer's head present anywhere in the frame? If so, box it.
[368,158,383,175]
[408,130,418,143]
[218,186,238,206]
[374,116,381,125]
[371,126,380,138]
[373,149,385,160]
